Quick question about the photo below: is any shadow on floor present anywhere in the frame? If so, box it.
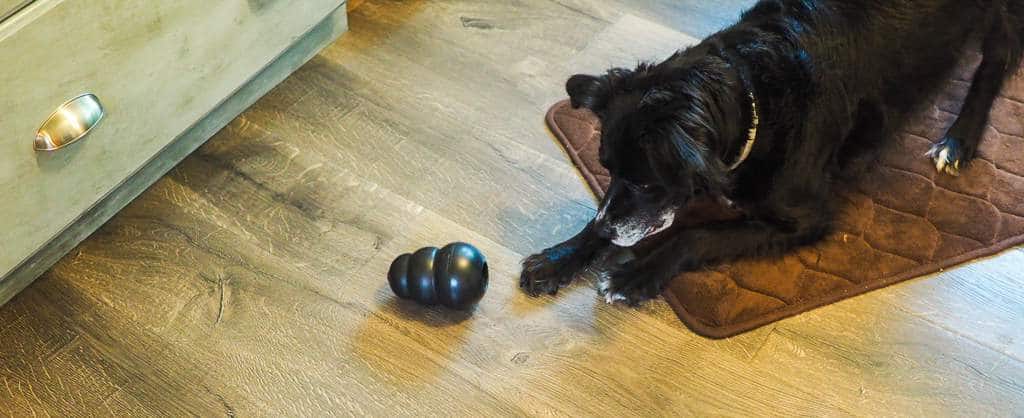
[350,285,473,387]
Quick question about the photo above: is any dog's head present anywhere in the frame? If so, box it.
[568,57,743,247]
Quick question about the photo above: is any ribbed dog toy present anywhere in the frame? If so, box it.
[387,242,488,310]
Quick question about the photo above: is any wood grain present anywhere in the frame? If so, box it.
[2,0,1022,415]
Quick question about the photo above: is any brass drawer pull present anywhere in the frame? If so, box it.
[34,93,104,151]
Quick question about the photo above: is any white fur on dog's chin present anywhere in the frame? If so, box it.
[610,210,676,247]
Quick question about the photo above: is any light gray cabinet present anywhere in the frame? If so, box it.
[0,0,347,304]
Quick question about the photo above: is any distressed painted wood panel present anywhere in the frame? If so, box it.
[0,5,348,307]
[0,0,343,280]
[0,0,32,22]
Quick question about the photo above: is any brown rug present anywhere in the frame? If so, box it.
[546,54,1024,338]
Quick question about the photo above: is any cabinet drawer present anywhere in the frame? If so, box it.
[0,0,342,278]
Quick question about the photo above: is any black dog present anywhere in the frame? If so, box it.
[520,0,1024,304]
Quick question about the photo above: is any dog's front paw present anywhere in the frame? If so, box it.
[926,136,974,176]
[519,251,578,296]
[601,267,666,306]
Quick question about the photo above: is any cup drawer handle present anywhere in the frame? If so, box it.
[34,93,105,151]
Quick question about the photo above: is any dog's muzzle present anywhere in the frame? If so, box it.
[608,211,676,247]
[596,203,677,247]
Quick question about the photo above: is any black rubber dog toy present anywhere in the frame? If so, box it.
[387,242,488,310]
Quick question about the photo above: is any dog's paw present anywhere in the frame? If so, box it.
[592,268,627,303]
[600,267,664,306]
[926,136,973,176]
[519,252,577,296]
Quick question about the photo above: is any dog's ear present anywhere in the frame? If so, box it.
[649,121,730,196]
[566,74,611,111]
[640,88,676,109]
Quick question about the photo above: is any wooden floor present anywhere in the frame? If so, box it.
[3,1,1023,415]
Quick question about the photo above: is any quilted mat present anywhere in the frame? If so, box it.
[545,55,1024,338]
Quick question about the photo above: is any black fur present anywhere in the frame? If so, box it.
[520,0,1024,304]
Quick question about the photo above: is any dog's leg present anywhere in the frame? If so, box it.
[605,185,831,305]
[837,100,890,179]
[520,221,608,296]
[520,179,631,296]
[929,20,1023,176]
